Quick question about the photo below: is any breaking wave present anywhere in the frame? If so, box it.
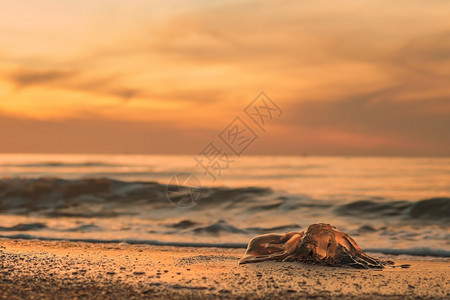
[0,177,448,222]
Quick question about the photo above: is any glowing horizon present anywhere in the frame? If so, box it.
[0,0,449,156]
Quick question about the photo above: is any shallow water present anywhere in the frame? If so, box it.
[0,154,449,257]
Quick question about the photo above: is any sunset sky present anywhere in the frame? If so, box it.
[0,0,449,156]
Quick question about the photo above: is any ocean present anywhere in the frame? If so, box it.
[0,153,449,257]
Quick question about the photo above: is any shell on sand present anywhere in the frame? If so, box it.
[239,223,392,269]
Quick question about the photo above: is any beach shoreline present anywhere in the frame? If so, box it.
[0,239,448,299]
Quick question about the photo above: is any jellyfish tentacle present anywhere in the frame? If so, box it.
[238,232,304,264]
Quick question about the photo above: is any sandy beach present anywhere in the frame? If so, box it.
[0,239,448,299]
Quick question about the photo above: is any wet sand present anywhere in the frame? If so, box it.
[0,239,448,299]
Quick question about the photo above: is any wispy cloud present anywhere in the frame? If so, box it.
[5,68,144,102]
[8,69,78,89]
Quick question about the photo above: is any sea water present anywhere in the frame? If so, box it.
[0,154,448,257]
